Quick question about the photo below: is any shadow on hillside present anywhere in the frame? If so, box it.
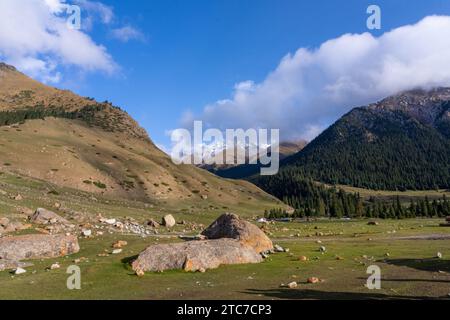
[241,288,448,300]
[384,258,450,273]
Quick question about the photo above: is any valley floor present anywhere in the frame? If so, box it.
[0,219,449,300]
[0,173,449,300]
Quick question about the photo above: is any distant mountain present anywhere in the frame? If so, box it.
[0,62,279,208]
[265,88,450,191]
[201,140,307,179]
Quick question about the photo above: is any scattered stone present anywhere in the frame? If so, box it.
[367,221,379,226]
[0,234,79,260]
[104,218,116,225]
[132,239,262,275]
[287,281,298,289]
[437,252,443,259]
[14,267,26,275]
[307,277,320,284]
[112,249,123,254]
[14,194,23,201]
[298,256,308,261]
[81,229,92,237]
[319,246,326,252]
[147,219,160,228]
[162,214,176,228]
[112,240,128,248]
[50,263,60,270]
[274,244,285,252]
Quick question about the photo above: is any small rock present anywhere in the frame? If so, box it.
[298,256,308,261]
[319,246,326,252]
[437,252,443,259]
[367,221,379,226]
[287,281,298,289]
[147,219,160,228]
[162,214,176,228]
[104,219,116,225]
[307,277,320,284]
[81,229,92,237]
[14,267,27,275]
[274,244,285,252]
[112,249,122,254]
[14,194,23,201]
[50,263,60,270]
[112,240,127,248]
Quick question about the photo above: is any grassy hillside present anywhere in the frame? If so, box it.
[0,62,281,210]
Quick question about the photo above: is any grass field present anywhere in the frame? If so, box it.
[1,218,449,299]
[1,172,450,300]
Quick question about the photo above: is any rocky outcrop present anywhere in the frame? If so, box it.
[132,238,262,275]
[29,208,70,225]
[201,213,273,253]
[0,234,79,261]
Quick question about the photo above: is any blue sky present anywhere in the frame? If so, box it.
[2,0,450,149]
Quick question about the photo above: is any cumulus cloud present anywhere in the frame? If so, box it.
[111,25,146,43]
[0,0,117,83]
[185,15,450,142]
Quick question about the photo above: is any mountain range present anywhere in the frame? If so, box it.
[275,88,450,191]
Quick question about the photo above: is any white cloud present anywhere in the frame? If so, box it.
[0,0,117,83]
[111,25,146,43]
[185,15,450,142]
[73,0,114,24]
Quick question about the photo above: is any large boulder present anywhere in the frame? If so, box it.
[132,238,262,275]
[29,208,70,225]
[201,213,273,253]
[0,234,79,261]
[162,214,176,228]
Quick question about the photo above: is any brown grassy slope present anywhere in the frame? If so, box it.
[0,63,280,207]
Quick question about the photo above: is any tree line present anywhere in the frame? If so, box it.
[257,170,450,219]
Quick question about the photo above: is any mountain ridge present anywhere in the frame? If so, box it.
[271,87,450,191]
[0,63,280,209]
